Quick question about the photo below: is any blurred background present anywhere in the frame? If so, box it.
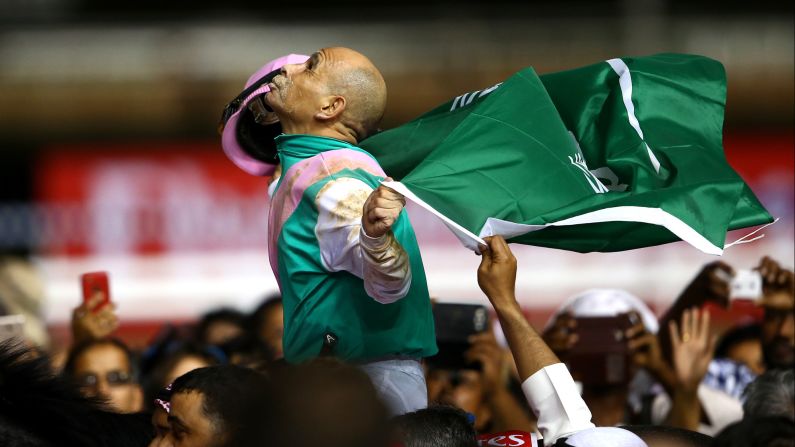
[0,0,792,350]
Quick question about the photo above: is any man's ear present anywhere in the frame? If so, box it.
[315,95,346,121]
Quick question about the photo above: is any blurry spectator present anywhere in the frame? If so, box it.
[426,329,535,433]
[392,405,478,447]
[623,425,713,447]
[743,369,795,421]
[219,335,273,371]
[542,289,669,426]
[702,324,762,400]
[267,358,390,447]
[63,338,144,414]
[247,294,284,359]
[157,365,271,447]
[659,257,793,375]
[653,257,794,434]
[756,257,794,370]
[0,342,153,447]
[711,416,795,447]
[195,308,246,346]
[142,342,221,412]
[714,324,764,375]
[0,256,49,348]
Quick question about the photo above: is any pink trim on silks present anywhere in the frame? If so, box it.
[267,149,386,285]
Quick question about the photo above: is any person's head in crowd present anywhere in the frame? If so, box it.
[391,405,477,447]
[711,416,795,447]
[195,308,246,347]
[543,289,658,426]
[248,294,284,359]
[218,335,273,372]
[743,368,795,421]
[142,342,221,412]
[63,338,143,413]
[159,365,270,447]
[263,47,387,143]
[714,324,765,375]
[756,257,794,370]
[1,341,153,447]
[623,425,713,447]
[426,363,493,432]
[267,358,390,447]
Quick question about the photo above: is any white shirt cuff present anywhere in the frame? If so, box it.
[521,363,595,445]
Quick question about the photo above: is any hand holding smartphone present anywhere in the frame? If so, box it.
[80,271,111,312]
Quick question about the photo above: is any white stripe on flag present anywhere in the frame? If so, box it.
[480,206,724,255]
[606,58,662,174]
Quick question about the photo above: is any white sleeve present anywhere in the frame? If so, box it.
[521,363,595,446]
[314,177,412,304]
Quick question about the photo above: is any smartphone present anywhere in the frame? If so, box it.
[427,303,489,371]
[80,271,111,312]
[730,269,763,301]
[0,315,25,343]
[567,313,637,386]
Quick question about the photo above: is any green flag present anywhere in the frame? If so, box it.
[360,54,774,255]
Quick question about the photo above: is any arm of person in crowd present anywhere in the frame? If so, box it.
[315,177,411,304]
[465,331,537,433]
[665,308,717,431]
[71,291,118,345]
[477,236,594,445]
[625,312,678,395]
[658,261,733,364]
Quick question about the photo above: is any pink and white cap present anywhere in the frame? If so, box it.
[221,53,309,176]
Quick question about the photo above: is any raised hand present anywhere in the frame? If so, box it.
[669,308,717,392]
[71,291,119,344]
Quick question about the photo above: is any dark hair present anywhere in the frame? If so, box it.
[170,365,271,447]
[392,405,477,447]
[715,324,762,359]
[141,342,222,412]
[247,294,282,336]
[0,341,153,447]
[623,425,713,447]
[195,308,246,345]
[219,335,273,372]
[62,337,137,380]
[712,416,795,447]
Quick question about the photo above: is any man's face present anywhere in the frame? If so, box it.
[164,391,220,447]
[73,343,142,413]
[263,50,331,126]
[426,368,491,430]
[761,291,795,369]
[726,338,765,375]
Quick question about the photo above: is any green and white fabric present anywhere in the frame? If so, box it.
[360,53,774,255]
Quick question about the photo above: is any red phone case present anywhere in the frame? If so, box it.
[80,271,111,311]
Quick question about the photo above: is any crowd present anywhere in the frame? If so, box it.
[1,46,793,447]
[0,237,792,447]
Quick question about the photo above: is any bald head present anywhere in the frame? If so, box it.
[264,47,387,143]
[322,47,387,140]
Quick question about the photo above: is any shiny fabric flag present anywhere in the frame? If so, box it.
[360,54,773,255]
